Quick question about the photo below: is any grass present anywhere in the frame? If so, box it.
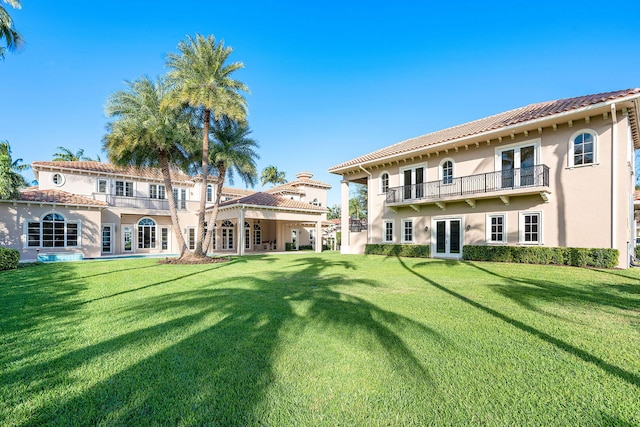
[1,252,639,426]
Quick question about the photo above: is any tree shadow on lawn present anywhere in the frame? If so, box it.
[401,257,640,389]
[466,261,640,314]
[6,256,443,426]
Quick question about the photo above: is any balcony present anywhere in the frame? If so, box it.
[105,196,187,211]
[385,165,550,210]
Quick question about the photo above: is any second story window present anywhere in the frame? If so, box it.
[207,184,213,202]
[569,130,596,167]
[380,172,389,193]
[115,180,133,197]
[441,160,453,184]
[149,184,166,199]
[173,188,187,209]
[97,179,108,193]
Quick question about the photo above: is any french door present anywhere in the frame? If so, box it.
[434,218,462,258]
[402,166,425,200]
[500,145,536,189]
[101,225,113,254]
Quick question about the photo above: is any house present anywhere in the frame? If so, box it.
[329,88,640,268]
[0,162,330,261]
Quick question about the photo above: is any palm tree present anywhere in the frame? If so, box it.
[0,140,29,199]
[52,147,101,162]
[166,33,248,257]
[103,76,197,258]
[260,165,287,186]
[0,0,23,60]
[202,117,259,252]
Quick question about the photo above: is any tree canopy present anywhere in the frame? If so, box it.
[0,0,23,60]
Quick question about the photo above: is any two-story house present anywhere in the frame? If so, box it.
[329,88,640,268]
[0,162,330,261]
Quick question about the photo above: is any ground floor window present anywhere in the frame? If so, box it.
[222,220,234,250]
[27,213,80,248]
[187,227,196,250]
[138,218,156,249]
[486,214,506,243]
[402,219,413,243]
[254,223,261,246]
[245,222,251,249]
[161,227,169,250]
[383,220,394,243]
[520,212,541,244]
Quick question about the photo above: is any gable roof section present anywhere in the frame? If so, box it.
[217,192,327,213]
[329,88,640,173]
[14,188,108,207]
[32,161,196,184]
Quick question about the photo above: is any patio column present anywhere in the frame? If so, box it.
[238,209,245,256]
[341,179,350,254]
[315,220,322,253]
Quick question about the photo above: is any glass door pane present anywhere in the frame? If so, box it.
[520,145,535,186]
[501,149,515,188]
[403,169,412,200]
[415,167,424,198]
[450,220,461,254]
[436,221,446,254]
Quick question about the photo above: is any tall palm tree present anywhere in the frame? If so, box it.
[202,117,259,252]
[166,33,248,257]
[260,165,287,186]
[103,76,197,257]
[0,0,23,59]
[0,140,29,199]
[52,147,101,162]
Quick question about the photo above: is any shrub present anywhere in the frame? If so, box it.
[365,244,429,258]
[462,245,618,268]
[0,247,20,271]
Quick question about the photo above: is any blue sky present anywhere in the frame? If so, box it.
[2,1,640,206]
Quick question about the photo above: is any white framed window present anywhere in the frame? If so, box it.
[221,220,234,250]
[439,159,454,184]
[97,179,108,193]
[400,164,427,200]
[116,180,134,197]
[383,220,394,243]
[568,129,597,167]
[495,139,541,189]
[519,211,542,244]
[379,171,390,194]
[244,222,251,249]
[173,188,187,209]
[402,219,413,243]
[206,184,213,202]
[26,212,80,248]
[161,227,169,251]
[254,223,262,246]
[486,213,506,244]
[51,173,65,186]
[187,227,196,250]
[137,218,157,249]
[149,184,166,199]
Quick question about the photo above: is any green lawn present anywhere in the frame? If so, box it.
[1,253,639,426]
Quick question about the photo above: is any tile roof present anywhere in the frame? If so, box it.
[221,187,256,198]
[16,188,108,207]
[329,88,640,172]
[217,192,327,212]
[31,161,195,184]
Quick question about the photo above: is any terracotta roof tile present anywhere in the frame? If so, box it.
[329,88,640,172]
[217,192,327,212]
[32,161,195,184]
[221,187,256,198]
[17,188,108,206]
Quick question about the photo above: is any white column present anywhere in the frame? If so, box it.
[340,179,350,254]
[315,220,322,253]
[238,209,245,256]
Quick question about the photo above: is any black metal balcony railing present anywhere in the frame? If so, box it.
[107,196,187,210]
[385,165,550,205]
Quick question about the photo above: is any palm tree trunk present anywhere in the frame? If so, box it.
[194,108,211,257]
[202,167,226,252]
[159,150,188,257]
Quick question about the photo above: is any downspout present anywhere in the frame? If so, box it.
[359,165,373,244]
[611,103,617,251]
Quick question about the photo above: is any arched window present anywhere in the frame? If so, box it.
[138,218,156,249]
[253,223,262,246]
[380,172,389,193]
[221,220,234,250]
[245,222,251,249]
[441,160,453,184]
[27,212,79,248]
[569,130,596,167]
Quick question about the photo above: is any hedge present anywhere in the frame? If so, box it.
[0,247,20,271]
[365,244,430,258]
[462,245,619,268]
